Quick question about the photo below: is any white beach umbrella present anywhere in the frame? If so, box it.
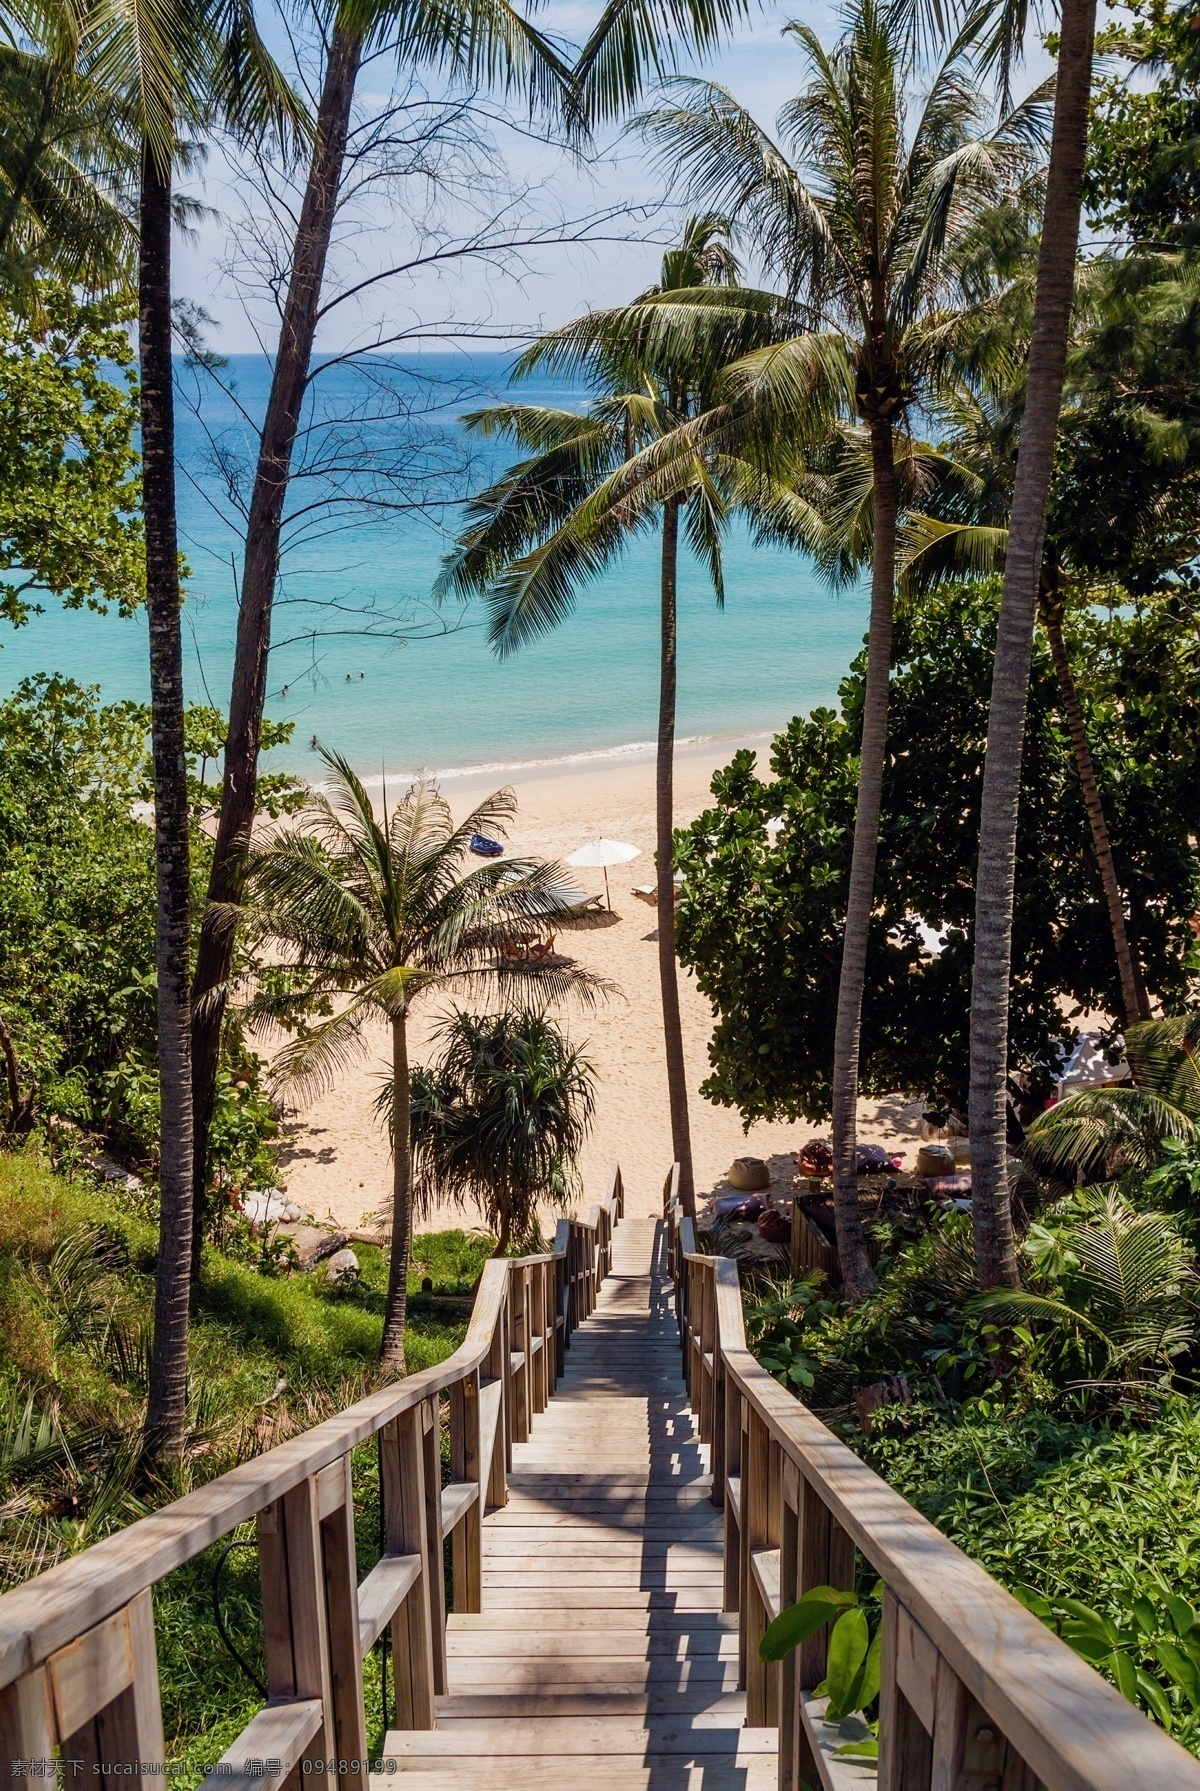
[565,837,641,910]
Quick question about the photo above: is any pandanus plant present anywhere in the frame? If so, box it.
[407,1008,597,1256]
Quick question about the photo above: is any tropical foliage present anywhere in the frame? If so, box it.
[246,750,605,1368]
[674,580,1200,1122]
[0,289,141,628]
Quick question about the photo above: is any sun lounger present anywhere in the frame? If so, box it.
[632,884,680,906]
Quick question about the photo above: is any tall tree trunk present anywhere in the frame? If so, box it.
[140,144,194,1456]
[492,1208,512,1258]
[1042,595,1149,1027]
[381,1011,413,1370]
[190,24,364,1271]
[830,416,898,1301]
[657,494,697,1219]
[968,0,1097,1290]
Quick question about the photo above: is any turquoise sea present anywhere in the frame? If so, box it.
[0,353,869,779]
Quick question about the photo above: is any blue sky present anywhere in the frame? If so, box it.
[171,0,1056,358]
[171,0,844,354]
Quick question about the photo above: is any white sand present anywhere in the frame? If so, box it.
[272,737,926,1232]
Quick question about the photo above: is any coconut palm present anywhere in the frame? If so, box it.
[802,309,1154,1035]
[0,38,136,309]
[247,749,607,1370]
[435,216,783,1220]
[633,0,1047,1292]
[189,0,759,1243]
[890,374,1153,1032]
[67,0,304,1455]
[408,1008,597,1256]
[967,0,1100,1291]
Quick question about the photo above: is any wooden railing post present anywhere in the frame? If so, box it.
[779,1459,802,1791]
[379,1408,436,1730]
[486,1285,510,1510]
[449,1369,483,1614]
[13,1591,166,1789]
[422,1397,448,1695]
[0,1665,53,1777]
[258,1476,336,1767]
[317,1457,369,1790]
[723,1387,742,1616]
[697,1265,715,1446]
[532,1261,550,1414]
[741,1407,778,1728]
[511,1265,532,1445]
[554,1244,567,1377]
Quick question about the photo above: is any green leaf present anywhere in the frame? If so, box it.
[1166,1595,1198,1639]
[1110,1650,1140,1704]
[1056,1598,1118,1644]
[1012,1584,1053,1622]
[822,1607,870,1722]
[1132,1596,1161,1637]
[1154,1640,1200,1707]
[760,1588,857,1662]
[834,1740,879,1759]
[847,1624,882,1714]
[1135,1669,1175,1731]
[1064,1627,1121,1665]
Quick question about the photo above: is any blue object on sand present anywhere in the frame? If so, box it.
[469,834,504,858]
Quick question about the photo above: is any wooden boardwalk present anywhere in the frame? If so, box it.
[381,1216,776,1788]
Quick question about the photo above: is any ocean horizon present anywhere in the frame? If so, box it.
[0,352,870,779]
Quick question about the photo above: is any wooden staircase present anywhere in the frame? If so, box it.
[381,1216,775,1787]
[1,1167,1198,1791]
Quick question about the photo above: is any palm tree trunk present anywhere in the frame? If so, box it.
[381,1010,413,1370]
[657,494,697,1219]
[190,24,364,1271]
[139,142,194,1456]
[830,417,898,1301]
[968,0,1097,1291]
[492,1209,512,1258]
[1042,596,1149,1027]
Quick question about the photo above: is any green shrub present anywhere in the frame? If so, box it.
[864,1399,1200,1752]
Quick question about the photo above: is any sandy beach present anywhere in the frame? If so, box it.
[273,735,925,1233]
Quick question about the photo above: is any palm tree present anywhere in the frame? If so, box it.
[816,350,1152,1032]
[0,35,136,310]
[247,749,606,1370]
[1023,1011,1200,1184]
[634,0,1046,1292]
[76,0,303,1453]
[188,0,758,1245]
[971,1185,1198,1397]
[436,216,772,1220]
[967,0,1100,1290]
[408,1009,597,1256]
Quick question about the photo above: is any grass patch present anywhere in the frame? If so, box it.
[0,1146,490,1778]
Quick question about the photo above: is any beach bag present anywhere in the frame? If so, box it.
[797,1139,834,1177]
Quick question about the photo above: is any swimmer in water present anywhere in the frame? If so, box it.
[310,735,318,749]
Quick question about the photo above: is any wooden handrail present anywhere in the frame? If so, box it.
[0,1169,625,1786]
[663,1169,1200,1791]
